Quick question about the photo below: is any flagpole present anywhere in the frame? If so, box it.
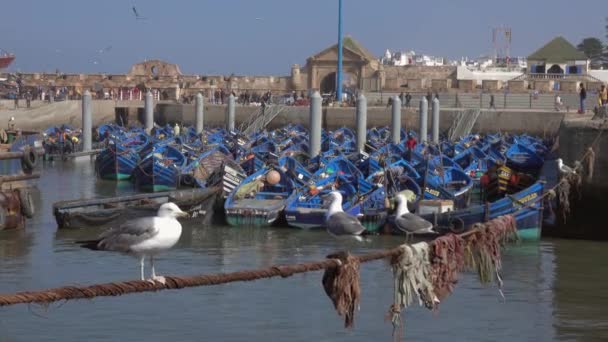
[336,0,343,103]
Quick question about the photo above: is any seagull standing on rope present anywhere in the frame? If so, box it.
[78,203,187,283]
[323,191,366,239]
[556,158,576,175]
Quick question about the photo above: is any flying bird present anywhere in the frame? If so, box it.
[78,202,187,283]
[132,6,147,20]
[323,191,366,239]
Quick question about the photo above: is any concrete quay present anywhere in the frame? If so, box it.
[0,99,565,136]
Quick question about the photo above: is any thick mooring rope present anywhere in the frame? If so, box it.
[0,249,398,308]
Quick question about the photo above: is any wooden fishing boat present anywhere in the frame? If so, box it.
[411,180,546,241]
[53,186,222,229]
[95,134,148,181]
[285,173,377,230]
[505,143,544,172]
[132,145,187,192]
[224,166,297,226]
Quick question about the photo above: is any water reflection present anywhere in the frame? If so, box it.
[2,160,608,341]
[552,239,608,341]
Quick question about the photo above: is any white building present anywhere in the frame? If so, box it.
[381,49,445,66]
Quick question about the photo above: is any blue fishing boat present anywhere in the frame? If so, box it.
[409,181,546,241]
[225,166,296,226]
[284,174,365,230]
[95,134,149,180]
[132,145,187,192]
[505,143,544,172]
[420,165,474,208]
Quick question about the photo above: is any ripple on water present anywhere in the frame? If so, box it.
[0,161,606,341]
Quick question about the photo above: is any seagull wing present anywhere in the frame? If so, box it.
[97,217,160,252]
[325,212,365,236]
[132,6,139,17]
[394,214,433,234]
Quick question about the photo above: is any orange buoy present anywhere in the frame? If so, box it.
[266,170,281,185]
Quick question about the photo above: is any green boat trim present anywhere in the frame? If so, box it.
[102,173,132,181]
[517,227,541,241]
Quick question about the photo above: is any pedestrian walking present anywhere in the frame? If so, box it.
[579,84,587,114]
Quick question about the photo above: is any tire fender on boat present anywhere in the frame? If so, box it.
[17,188,35,219]
[448,217,466,234]
[21,146,38,172]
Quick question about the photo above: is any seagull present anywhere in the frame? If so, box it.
[132,6,147,20]
[78,202,187,283]
[557,158,576,175]
[323,191,366,239]
[392,193,434,238]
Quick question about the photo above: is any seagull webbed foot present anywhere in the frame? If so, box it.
[147,276,166,285]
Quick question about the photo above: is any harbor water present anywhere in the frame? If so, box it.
[1,159,607,341]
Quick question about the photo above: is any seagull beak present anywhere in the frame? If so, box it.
[177,210,189,218]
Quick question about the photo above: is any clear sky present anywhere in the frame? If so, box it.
[1,0,606,75]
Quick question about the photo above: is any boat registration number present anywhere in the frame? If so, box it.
[518,192,538,205]
[425,187,440,197]
[498,169,511,179]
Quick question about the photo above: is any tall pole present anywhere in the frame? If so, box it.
[336,0,343,103]
[82,90,92,152]
[309,91,323,158]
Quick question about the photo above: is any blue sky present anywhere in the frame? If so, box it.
[1,0,606,75]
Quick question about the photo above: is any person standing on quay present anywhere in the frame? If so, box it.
[600,84,607,106]
[489,94,496,110]
[579,83,586,114]
[405,92,412,108]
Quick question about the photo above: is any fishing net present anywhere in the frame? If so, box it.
[430,234,465,303]
[322,252,361,329]
[388,242,436,339]
[464,215,517,295]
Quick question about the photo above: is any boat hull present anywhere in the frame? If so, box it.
[396,181,545,241]
[133,156,181,192]
[95,147,139,181]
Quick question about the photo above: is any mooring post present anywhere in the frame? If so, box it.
[419,96,428,143]
[391,96,402,143]
[432,97,440,144]
[195,92,204,134]
[81,90,92,152]
[309,91,322,158]
[226,94,235,131]
[145,90,154,134]
[356,94,367,153]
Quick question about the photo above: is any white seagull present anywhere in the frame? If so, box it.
[393,193,434,237]
[323,191,366,238]
[78,202,187,283]
[556,158,576,175]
